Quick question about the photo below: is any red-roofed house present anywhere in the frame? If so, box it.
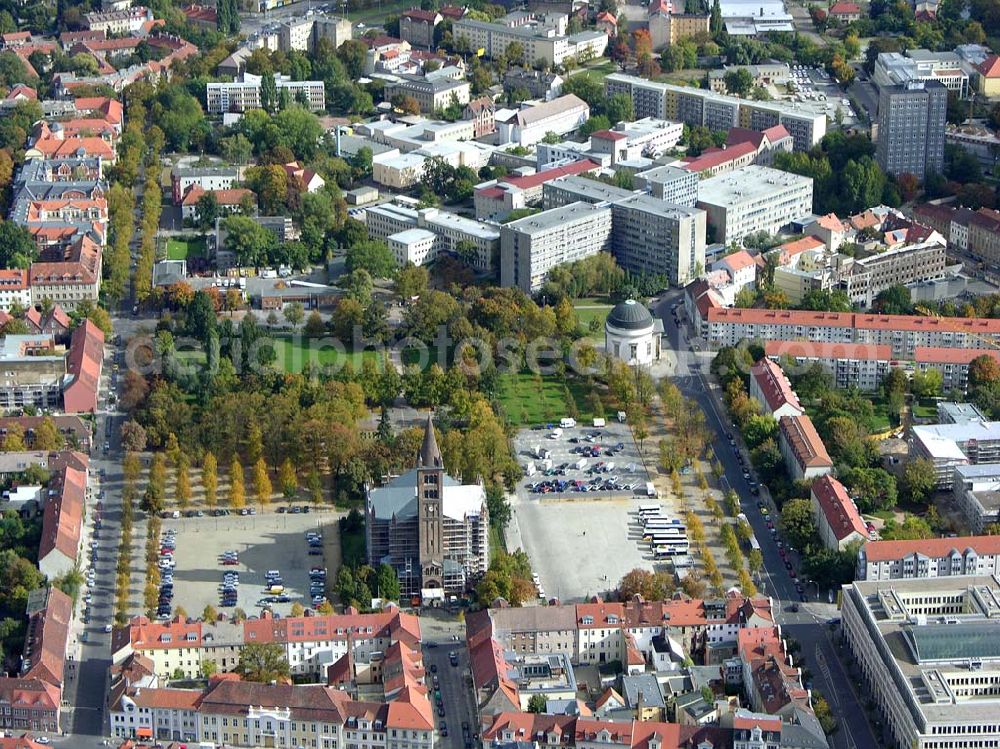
[282,162,325,193]
[0,679,61,735]
[680,141,757,177]
[179,185,255,221]
[182,4,218,30]
[858,534,1000,580]
[811,475,868,550]
[725,125,793,165]
[4,83,37,104]
[0,269,31,312]
[21,588,72,688]
[713,249,757,290]
[828,1,861,20]
[806,212,846,250]
[978,54,1000,97]
[775,235,825,265]
[737,627,810,718]
[38,465,86,577]
[749,358,803,418]
[596,11,617,34]
[778,414,832,481]
[63,319,104,413]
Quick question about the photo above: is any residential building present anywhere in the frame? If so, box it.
[63,319,104,413]
[589,118,685,163]
[38,463,86,578]
[648,12,710,50]
[453,12,607,66]
[500,202,612,292]
[968,208,1000,264]
[953,465,1000,533]
[29,234,103,310]
[911,420,1000,488]
[384,74,471,114]
[828,2,862,20]
[0,335,65,410]
[810,475,868,551]
[704,308,1000,358]
[0,415,91,450]
[170,167,239,205]
[858,535,1000,579]
[179,186,254,221]
[696,166,813,245]
[736,627,813,724]
[206,73,325,113]
[365,416,488,596]
[604,74,827,152]
[502,67,564,102]
[914,347,1000,393]
[977,54,1000,97]
[679,141,758,178]
[765,341,891,392]
[938,402,988,425]
[474,159,598,221]
[749,358,803,418]
[83,6,153,34]
[609,195,706,286]
[875,80,947,178]
[713,250,757,292]
[400,9,441,48]
[0,270,31,312]
[777,414,832,481]
[543,175,636,209]
[708,62,791,94]
[495,94,589,147]
[464,96,496,138]
[634,165,699,207]
[841,574,1000,749]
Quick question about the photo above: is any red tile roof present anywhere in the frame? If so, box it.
[5,83,37,101]
[681,141,755,172]
[38,468,86,571]
[761,124,791,143]
[0,678,60,713]
[811,475,867,542]
[0,735,55,749]
[863,535,1000,562]
[63,319,104,414]
[21,588,72,687]
[979,54,1000,78]
[751,358,802,414]
[777,235,825,262]
[828,1,861,13]
[765,340,892,361]
[180,185,254,207]
[721,249,756,273]
[478,160,598,197]
[779,414,832,470]
[914,347,1000,365]
[591,129,627,141]
[402,8,440,22]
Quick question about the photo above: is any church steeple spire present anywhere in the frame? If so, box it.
[419,413,442,468]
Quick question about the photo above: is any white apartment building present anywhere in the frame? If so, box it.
[170,167,239,204]
[206,73,325,113]
[608,194,706,286]
[764,341,892,392]
[842,575,1000,749]
[452,13,605,66]
[0,270,31,312]
[911,420,1000,489]
[696,166,813,245]
[388,228,436,267]
[383,75,471,114]
[840,238,947,307]
[500,202,612,293]
[588,118,684,163]
[604,74,827,152]
[953,464,1000,533]
[859,536,1000,580]
[84,6,153,34]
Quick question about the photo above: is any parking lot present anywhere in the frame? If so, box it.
[160,511,336,618]
[786,65,858,126]
[512,494,679,602]
[511,421,651,502]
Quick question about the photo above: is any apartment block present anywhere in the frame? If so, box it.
[604,74,826,152]
[914,347,1000,393]
[696,166,813,245]
[749,357,803,418]
[170,167,239,204]
[206,73,325,113]
[634,164,699,207]
[383,74,471,114]
[542,175,636,209]
[609,194,706,286]
[777,414,832,481]
[858,536,1000,580]
[474,159,598,221]
[839,238,947,306]
[500,202,612,292]
[765,341,892,392]
[953,464,1000,533]
[875,80,947,178]
[842,575,1000,749]
[453,12,606,66]
[810,475,868,551]
[83,6,153,34]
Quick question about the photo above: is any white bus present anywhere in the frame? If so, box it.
[649,532,687,544]
[638,504,659,515]
[654,544,689,558]
[749,536,761,552]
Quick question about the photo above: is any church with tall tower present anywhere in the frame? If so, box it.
[365,414,490,598]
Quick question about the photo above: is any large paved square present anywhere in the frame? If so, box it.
[161,511,337,618]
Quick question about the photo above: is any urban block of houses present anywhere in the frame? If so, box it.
[809,475,868,551]
[748,358,803,418]
[777,414,832,481]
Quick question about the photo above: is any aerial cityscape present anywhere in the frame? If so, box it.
[2,0,1000,746]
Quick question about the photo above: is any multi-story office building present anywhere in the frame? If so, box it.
[911,420,1000,489]
[875,80,947,178]
[765,341,892,392]
[365,416,489,596]
[499,202,612,292]
[839,238,947,306]
[383,74,471,114]
[873,50,971,99]
[841,574,1000,749]
[696,166,813,245]
[634,164,699,206]
[604,74,827,151]
[206,73,325,113]
[609,194,705,286]
[542,175,635,209]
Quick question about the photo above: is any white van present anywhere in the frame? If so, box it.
[525,461,536,477]
[592,418,606,428]
[646,482,657,498]
[549,428,563,439]
[559,418,577,428]
[574,458,588,471]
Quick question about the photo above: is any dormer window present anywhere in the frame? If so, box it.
[581,616,594,625]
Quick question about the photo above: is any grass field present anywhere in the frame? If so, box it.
[911,402,939,420]
[350,0,414,24]
[269,337,381,373]
[166,237,206,261]
[497,373,602,426]
[575,305,611,333]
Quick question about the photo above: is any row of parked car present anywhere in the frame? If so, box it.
[157,529,177,620]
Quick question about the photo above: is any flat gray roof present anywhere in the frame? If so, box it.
[504,201,609,235]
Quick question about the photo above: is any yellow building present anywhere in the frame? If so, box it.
[978,54,1000,97]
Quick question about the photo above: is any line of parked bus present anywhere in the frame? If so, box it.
[637,504,689,559]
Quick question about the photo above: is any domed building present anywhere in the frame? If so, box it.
[605,299,663,365]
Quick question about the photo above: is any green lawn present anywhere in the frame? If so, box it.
[340,524,366,568]
[166,237,206,261]
[350,0,416,24]
[269,337,381,374]
[575,305,611,334]
[911,402,939,420]
[497,373,602,426]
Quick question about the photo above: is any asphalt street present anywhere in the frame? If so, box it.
[653,291,878,749]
